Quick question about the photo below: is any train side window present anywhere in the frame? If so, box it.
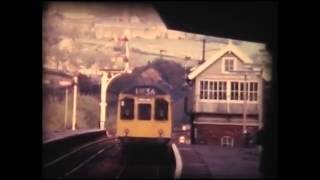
[155,99,168,121]
[120,98,134,120]
[138,104,151,120]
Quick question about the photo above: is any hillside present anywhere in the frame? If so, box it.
[43,2,271,81]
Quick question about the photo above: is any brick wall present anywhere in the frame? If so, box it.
[194,124,258,147]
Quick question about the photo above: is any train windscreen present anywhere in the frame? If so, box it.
[120,98,134,120]
[138,104,151,120]
[154,99,168,120]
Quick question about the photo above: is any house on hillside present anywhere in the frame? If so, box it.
[61,12,95,36]
[187,41,264,147]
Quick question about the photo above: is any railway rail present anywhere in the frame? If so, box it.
[116,144,175,179]
[43,137,120,179]
[43,137,177,179]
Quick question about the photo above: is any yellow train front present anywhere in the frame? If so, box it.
[116,85,172,145]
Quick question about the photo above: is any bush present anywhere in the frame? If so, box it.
[43,97,65,132]
[43,94,100,133]
[76,95,100,129]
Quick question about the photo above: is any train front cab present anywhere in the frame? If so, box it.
[116,94,172,146]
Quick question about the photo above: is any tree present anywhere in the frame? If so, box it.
[78,74,96,95]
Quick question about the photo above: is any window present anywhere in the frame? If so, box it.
[224,59,234,72]
[213,82,217,99]
[209,82,214,99]
[230,81,258,102]
[249,82,258,101]
[200,80,226,100]
[200,81,208,99]
[138,103,151,120]
[200,80,258,102]
[120,98,134,120]
[200,81,204,99]
[221,136,234,147]
[154,99,168,120]
[218,81,227,100]
[231,82,239,100]
[240,82,245,100]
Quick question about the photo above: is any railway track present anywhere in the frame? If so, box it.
[116,144,175,179]
[43,138,176,179]
[43,137,120,179]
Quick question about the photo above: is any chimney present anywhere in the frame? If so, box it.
[124,38,130,72]
[202,39,206,61]
[199,39,206,64]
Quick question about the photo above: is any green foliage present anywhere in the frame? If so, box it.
[151,59,185,86]
[43,94,100,133]
[76,95,100,129]
[43,97,65,132]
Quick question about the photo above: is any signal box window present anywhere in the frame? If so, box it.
[138,104,151,120]
[120,98,134,120]
[155,99,168,120]
[224,59,234,72]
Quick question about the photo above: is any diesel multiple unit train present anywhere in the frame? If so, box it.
[116,85,172,145]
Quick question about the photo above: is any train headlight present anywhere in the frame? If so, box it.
[158,129,164,137]
[124,128,129,136]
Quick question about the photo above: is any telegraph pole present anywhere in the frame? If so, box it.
[243,73,247,134]
[100,72,108,130]
[258,69,264,129]
[201,39,206,64]
[64,88,68,130]
[72,76,78,131]
[125,38,129,60]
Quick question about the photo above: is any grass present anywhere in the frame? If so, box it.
[43,94,100,133]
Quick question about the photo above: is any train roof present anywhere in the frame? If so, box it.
[120,85,169,95]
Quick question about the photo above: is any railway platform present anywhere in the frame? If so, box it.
[43,128,105,143]
[177,144,262,178]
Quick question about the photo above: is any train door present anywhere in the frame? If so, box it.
[137,98,152,121]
